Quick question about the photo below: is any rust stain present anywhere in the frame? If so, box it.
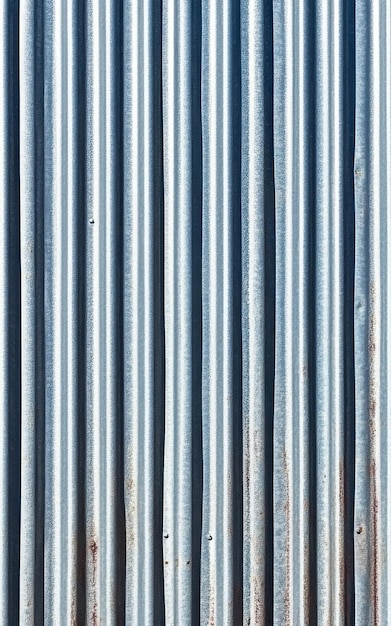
[244,432,250,495]
[71,535,78,625]
[368,284,379,626]
[209,575,215,626]
[304,538,310,625]
[339,460,344,518]
[209,602,215,626]
[369,460,379,626]
[368,284,377,417]
[227,469,234,539]
[89,535,99,626]
[283,451,291,625]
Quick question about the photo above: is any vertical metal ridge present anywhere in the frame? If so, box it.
[85,0,120,621]
[315,0,345,622]
[162,0,193,621]
[44,0,78,622]
[103,1,122,622]
[201,0,241,622]
[273,0,294,621]
[65,0,79,611]
[295,3,311,622]
[273,0,310,623]
[64,1,79,620]
[85,0,102,619]
[85,0,125,622]
[124,0,159,621]
[242,0,266,622]
[354,0,371,620]
[19,0,45,621]
[355,0,389,623]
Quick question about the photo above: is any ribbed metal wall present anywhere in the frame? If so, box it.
[0,0,388,623]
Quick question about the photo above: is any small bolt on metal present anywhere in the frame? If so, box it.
[163,532,169,539]
[356,526,363,535]
[89,218,94,224]
[207,534,212,541]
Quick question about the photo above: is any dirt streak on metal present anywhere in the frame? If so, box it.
[208,564,215,626]
[368,284,379,626]
[71,536,78,626]
[339,459,345,617]
[283,451,291,625]
[304,534,310,625]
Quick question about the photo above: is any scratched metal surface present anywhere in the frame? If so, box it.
[0,0,389,624]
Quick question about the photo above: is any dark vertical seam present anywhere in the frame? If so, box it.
[191,0,203,623]
[307,0,317,621]
[115,1,126,623]
[263,0,275,619]
[76,0,87,621]
[231,0,243,622]
[152,1,166,623]
[7,1,21,622]
[33,1,46,622]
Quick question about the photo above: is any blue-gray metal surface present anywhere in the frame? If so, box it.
[0,0,388,623]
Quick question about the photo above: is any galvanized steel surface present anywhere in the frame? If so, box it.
[0,0,388,623]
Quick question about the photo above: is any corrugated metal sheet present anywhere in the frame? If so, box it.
[0,0,389,623]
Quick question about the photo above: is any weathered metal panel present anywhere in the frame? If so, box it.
[0,0,388,623]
